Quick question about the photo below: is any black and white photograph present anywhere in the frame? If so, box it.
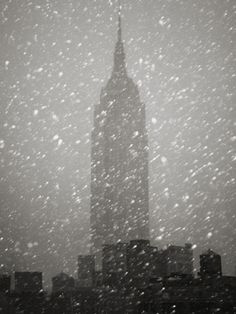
[0,0,235,313]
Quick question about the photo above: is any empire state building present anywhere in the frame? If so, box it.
[90,12,149,266]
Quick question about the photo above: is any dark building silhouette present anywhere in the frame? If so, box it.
[0,274,11,293]
[149,247,167,278]
[127,239,151,289]
[90,11,149,267]
[162,243,193,276]
[14,271,42,294]
[52,272,74,293]
[77,255,95,287]
[102,242,127,287]
[1,246,236,313]
[199,249,222,278]
[94,270,103,287]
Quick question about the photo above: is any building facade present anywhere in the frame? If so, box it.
[102,242,127,287]
[52,272,75,293]
[199,249,222,278]
[14,272,42,294]
[163,243,193,276]
[77,255,95,287]
[90,13,149,267]
[0,274,11,293]
[127,239,151,289]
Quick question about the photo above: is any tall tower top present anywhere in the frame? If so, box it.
[118,1,122,42]
[111,1,127,78]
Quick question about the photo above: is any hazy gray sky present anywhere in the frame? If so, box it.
[0,0,235,286]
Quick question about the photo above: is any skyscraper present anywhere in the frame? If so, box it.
[90,10,149,267]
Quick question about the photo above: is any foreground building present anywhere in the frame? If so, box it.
[52,272,74,294]
[102,242,127,287]
[14,272,42,294]
[163,243,193,276]
[90,12,149,267]
[1,247,236,313]
[0,274,11,294]
[199,249,222,278]
[77,255,95,287]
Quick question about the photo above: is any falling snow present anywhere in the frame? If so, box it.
[0,0,235,288]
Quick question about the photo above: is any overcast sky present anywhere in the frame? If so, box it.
[0,0,235,287]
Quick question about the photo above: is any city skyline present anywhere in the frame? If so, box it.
[1,240,235,313]
[0,0,235,287]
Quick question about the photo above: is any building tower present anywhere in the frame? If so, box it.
[199,249,222,278]
[90,8,149,267]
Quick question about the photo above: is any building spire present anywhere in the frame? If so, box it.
[112,0,127,78]
[118,0,122,42]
